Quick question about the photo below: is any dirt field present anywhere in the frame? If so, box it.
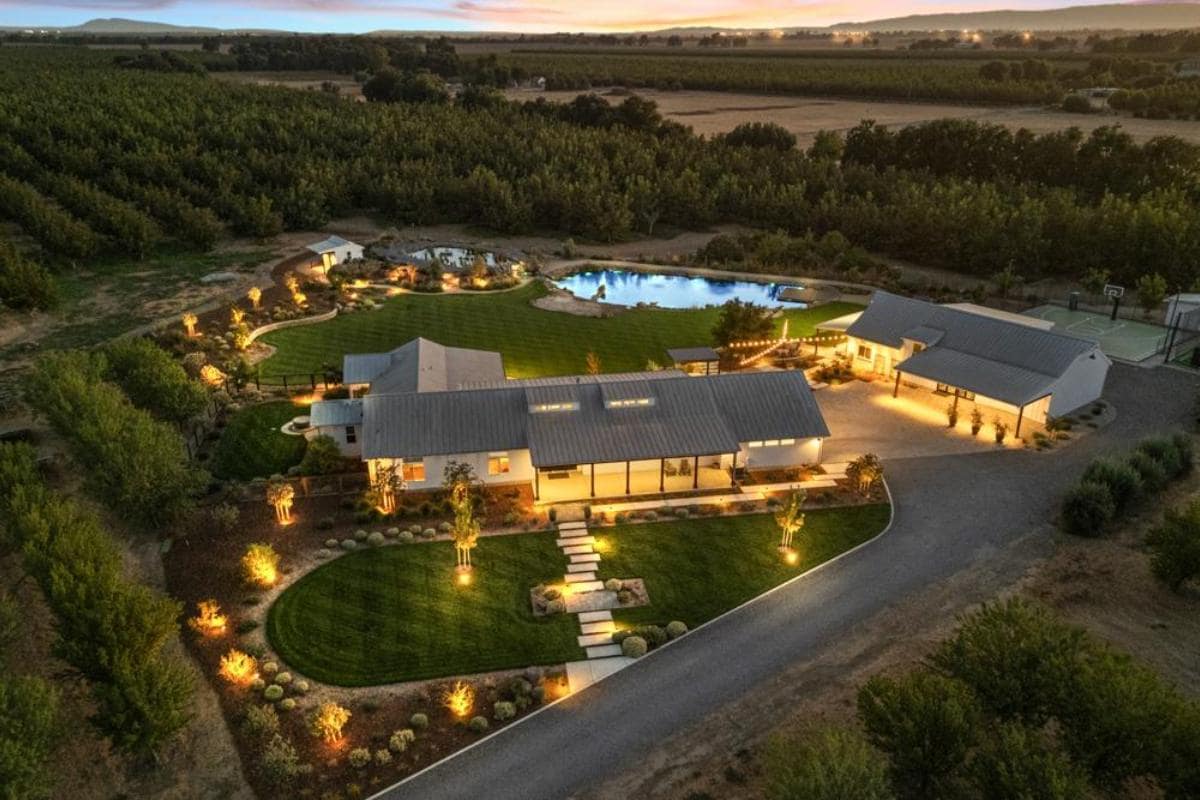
[508,87,1200,145]
[214,71,364,98]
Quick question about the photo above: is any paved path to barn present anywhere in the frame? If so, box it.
[372,363,1199,800]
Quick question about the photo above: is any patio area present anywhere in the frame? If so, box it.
[536,459,733,504]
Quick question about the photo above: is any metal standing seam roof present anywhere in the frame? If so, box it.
[309,398,363,427]
[344,338,505,393]
[666,346,721,363]
[846,291,1104,403]
[361,370,830,465]
[305,234,355,254]
[459,371,685,390]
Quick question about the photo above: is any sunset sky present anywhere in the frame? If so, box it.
[0,0,1156,32]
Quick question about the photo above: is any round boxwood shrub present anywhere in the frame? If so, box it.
[354,529,369,542]
[621,635,648,658]
[408,524,422,534]
[315,548,332,559]
[422,528,436,538]
[348,747,371,768]
[1061,480,1116,537]
[293,680,310,694]
[1081,457,1143,511]
[389,728,416,752]
[385,527,400,537]
[340,539,357,551]
[274,672,292,685]
[367,531,386,547]
[675,508,689,518]
[250,677,267,692]
[438,521,453,533]
[666,620,688,639]
[494,700,516,721]
[637,624,668,648]
[263,684,284,702]
[410,712,428,730]
[375,749,393,766]
[604,578,622,592]
[468,715,489,733]
[398,531,414,543]
[278,698,296,712]
[262,661,278,674]
[324,538,338,548]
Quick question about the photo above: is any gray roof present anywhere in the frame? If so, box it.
[362,370,829,465]
[666,346,720,363]
[306,234,356,254]
[847,292,1102,405]
[460,371,684,390]
[309,398,363,427]
[344,339,505,393]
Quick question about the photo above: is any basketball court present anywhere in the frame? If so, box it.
[1022,304,1167,362]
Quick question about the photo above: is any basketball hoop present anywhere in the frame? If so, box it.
[1103,284,1125,298]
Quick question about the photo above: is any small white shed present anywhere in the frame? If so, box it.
[306,235,363,272]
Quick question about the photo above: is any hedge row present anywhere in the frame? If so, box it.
[0,443,193,756]
[1060,433,1193,537]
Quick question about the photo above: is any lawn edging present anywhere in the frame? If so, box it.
[366,480,896,800]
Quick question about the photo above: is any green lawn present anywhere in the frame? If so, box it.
[266,533,583,686]
[596,505,891,628]
[259,281,862,379]
[211,401,308,481]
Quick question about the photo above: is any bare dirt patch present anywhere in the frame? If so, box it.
[508,87,1200,145]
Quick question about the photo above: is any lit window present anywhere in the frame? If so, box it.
[764,439,780,447]
[857,345,872,359]
[749,441,764,448]
[402,461,426,482]
[345,426,357,444]
[780,438,796,446]
[488,453,510,475]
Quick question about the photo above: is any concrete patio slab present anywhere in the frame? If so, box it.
[564,589,618,613]
[557,521,589,530]
[567,580,604,593]
[567,563,597,574]
[578,610,613,623]
[565,655,633,691]
[564,572,597,583]
[556,535,596,547]
[584,644,624,659]
[570,554,601,564]
[562,544,594,555]
[579,621,616,635]
[577,632,616,647]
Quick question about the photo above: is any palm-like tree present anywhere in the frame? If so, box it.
[776,490,806,550]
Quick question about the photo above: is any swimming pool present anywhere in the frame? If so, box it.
[551,268,803,309]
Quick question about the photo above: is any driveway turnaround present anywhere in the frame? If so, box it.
[372,364,1198,800]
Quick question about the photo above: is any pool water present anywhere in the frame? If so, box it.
[552,269,803,309]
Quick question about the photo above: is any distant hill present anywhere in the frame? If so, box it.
[70,18,219,34]
[830,3,1200,32]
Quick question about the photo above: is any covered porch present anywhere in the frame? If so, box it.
[534,454,737,505]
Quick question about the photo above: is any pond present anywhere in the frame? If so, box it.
[404,246,511,272]
[551,268,803,309]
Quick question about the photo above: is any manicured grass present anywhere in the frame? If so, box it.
[266,533,583,686]
[259,281,862,379]
[596,504,891,628]
[211,401,308,481]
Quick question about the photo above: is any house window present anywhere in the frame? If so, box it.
[748,441,764,448]
[936,383,976,401]
[780,438,796,446]
[857,344,872,359]
[344,426,357,444]
[487,453,510,475]
[402,461,426,482]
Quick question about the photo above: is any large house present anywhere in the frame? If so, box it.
[309,338,830,503]
[841,292,1109,432]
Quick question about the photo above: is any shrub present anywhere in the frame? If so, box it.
[422,528,436,538]
[621,636,648,658]
[299,434,343,476]
[210,502,241,534]
[259,734,304,785]
[294,680,310,694]
[367,531,385,547]
[763,726,893,800]
[1060,481,1115,537]
[857,672,981,798]
[316,516,335,530]
[468,716,489,733]
[398,531,414,543]
[635,624,668,648]
[970,722,1089,800]
[494,700,516,721]
[389,728,416,752]
[675,507,689,518]
[340,539,357,550]
[242,704,280,740]
[1147,499,1200,591]
[354,529,368,542]
[604,578,622,591]
[348,747,371,768]
[275,672,293,685]
[1172,432,1194,472]
[263,685,284,702]
[666,621,688,639]
[1127,451,1168,493]
[262,661,278,674]
[438,521,452,533]
[1137,436,1185,479]
[374,748,392,766]
[409,712,428,729]
[408,524,422,534]
[1081,458,1142,512]
[546,598,566,614]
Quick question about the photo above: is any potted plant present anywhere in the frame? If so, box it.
[993,417,1009,444]
[970,406,984,436]
[946,402,958,428]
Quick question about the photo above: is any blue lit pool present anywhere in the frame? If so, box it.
[551,269,803,309]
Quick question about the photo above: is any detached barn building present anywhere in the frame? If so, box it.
[305,235,363,273]
[844,292,1109,433]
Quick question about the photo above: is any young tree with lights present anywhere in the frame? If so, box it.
[247,285,262,309]
[182,312,198,337]
[776,490,806,551]
[450,480,480,573]
[266,478,295,523]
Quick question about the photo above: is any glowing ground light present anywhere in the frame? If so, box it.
[593,537,608,553]
[188,599,228,636]
[783,549,800,566]
[457,570,473,586]
[443,681,474,717]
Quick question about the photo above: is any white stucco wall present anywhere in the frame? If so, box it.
[310,424,362,458]
[740,438,823,469]
[1047,348,1110,417]
[370,450,534,491]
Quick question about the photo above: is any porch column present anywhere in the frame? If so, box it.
[952,392,959,413]
[893,369,902,398]
[1015,404,1025,438]
[730,450,738,487]
[590,463,595,498]
[625,461,630,495]
[533,468,540,501]
[693,456,699,489]
[659,458,665,493]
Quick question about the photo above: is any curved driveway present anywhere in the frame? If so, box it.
[376,364,1197,800]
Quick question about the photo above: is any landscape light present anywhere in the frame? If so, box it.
[188,599,228,636]
[443,681,474,717]
[219,649,257,685]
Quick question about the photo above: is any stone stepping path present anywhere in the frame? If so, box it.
[555,535,595,547]
[580,620,615,635]
[577,632,616,647]
[585,644,623,659]
[562,544,594,555]
[565,655,633,692]
[570,553,601,564]
[554,521,625,660]
[567,563,597,574]
[564,572,597,583]
[579,610,612,623]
